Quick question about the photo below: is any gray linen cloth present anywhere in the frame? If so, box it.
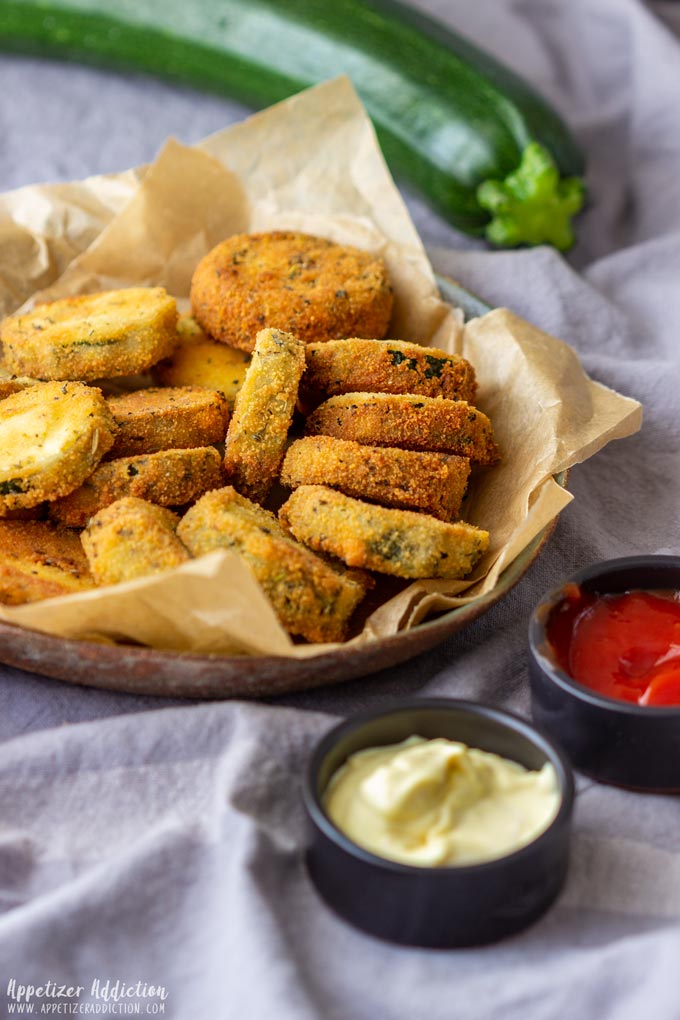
[1,0,680,1016]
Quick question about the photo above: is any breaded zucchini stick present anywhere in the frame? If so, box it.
[190,231,393,352]
[0,520,94,604]
[299,338,477,409]
[279,485,489,580]
[82,498,190,585]
[305,393,499,466]
[281,436,470,521]
[0,381,116,512]
[1,287,178,381]
[177,486,367,643]
[50,446,224,528]
[107,386,230,457]
[223,327,305,504]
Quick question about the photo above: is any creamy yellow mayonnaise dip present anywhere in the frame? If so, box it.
[324,735,560,867]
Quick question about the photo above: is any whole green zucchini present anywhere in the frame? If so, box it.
[0,0,586,249]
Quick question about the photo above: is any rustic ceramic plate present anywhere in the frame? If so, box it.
[0,279,565,698]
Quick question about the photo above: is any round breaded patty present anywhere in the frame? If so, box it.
[305,393,500,466]
[280,436,471,521]
[82,498,190,586]
[178,486,367,643]
[299,338,477,410]
[49,446,224,528]
[1,287,178,381]
[0,362,41,400]
[223,328,305,504]
[152,336,251,406]
[107,386,230,457]
[190,231,393,352]
[0,381,116,512]
[0,519,94,604]
[279,485,489,580]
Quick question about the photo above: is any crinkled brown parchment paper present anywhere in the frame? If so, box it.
[0,77,642,657]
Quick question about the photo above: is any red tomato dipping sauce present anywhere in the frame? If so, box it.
[546,585,680,707]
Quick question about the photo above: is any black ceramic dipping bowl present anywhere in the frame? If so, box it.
[529,555,680,792]
[303,699,574,948]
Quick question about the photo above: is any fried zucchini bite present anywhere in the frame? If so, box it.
[50,446,224,528]
[299,338,477,409]
[223,327,305,504]
[279,485,489,580]
[280,436,471,521]
[81,498,190,585]
[0,381,116,512]
[175,312,207,342]
[152,336,251,406]
[190,231,393,352]
[0,520,94,604]
[177,486,367,643]
[0,362,41,400]
[107,386,230,457]
[1,287,178,381]
[305,393,499,466]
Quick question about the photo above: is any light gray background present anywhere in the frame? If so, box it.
[1,1,680,1017]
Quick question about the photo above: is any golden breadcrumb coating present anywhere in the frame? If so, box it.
[280,436,470,521]
[1,287,178,381]
[50,446,224,528]
[175,313,207,343]
[279,485,489,580]
[190,231,393,352]
[177,486,367,643]
[0,381,116,512]
[305,393,499,466]
[0,361,41,400]
[107,386,230,457]
[82,497,190,585]
[0,520,94,604]
[299,338,477,410]
[223,327,305,504]
[153,337,250,406]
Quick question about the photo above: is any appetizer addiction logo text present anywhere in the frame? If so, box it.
[4,978,168,1013]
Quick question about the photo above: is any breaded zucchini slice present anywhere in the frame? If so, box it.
[299,338,477,409]
[175,312,207,343]
[305,393,499,466]
[1,287,178,381]
[107,386,230,457]
[0,381,116,512]
[0,520,94,604]
[152,336,251,406]
[190,231,393,352]
[281,436,471,521]
[50,446,224,528]
[0,362,41,400]
[279,485,489,580]
[223,327,305,504]
[82,497,190,585]
[177,486,367,643]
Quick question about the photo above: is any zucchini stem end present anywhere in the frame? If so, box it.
[477,142,585,252]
